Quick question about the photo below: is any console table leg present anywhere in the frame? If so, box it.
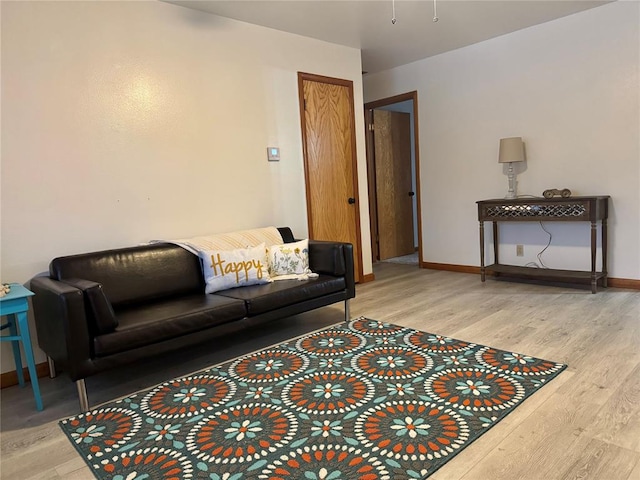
[602,219,608,288]
[492,221,499,266]
[590,221,597,294]
[479,221,486,282]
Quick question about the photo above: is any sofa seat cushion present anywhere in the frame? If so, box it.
[93,294,247,357]
[215,274,346,315]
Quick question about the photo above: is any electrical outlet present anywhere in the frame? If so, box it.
[516,244,524,256]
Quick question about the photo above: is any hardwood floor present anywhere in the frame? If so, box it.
[1,264,639,479]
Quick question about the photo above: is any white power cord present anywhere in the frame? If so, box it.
[525,221,552,268]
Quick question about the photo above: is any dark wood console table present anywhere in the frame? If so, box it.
[477,196,609,293]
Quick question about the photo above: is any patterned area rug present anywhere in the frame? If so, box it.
[59,317,566,479]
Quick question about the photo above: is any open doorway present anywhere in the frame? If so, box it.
[365,92,422,267]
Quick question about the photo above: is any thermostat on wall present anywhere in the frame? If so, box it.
[267,147,280,162]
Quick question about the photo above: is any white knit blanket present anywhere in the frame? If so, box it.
[151,226,284,255]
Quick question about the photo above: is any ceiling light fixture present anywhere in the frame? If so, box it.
[391,0,439,24]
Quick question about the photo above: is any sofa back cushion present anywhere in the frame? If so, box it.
[50,243,203,308]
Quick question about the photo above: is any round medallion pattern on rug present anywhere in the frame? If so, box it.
[95,446,193,479]
[354,400,470,462]
[141,374,236,419]
[404,331,474,354]
[295,329,367,356]
[62,408,142,461]
[185,403,298,464]
[348,318,407,336]
[352,346,433,379]
[424,368,525,411]
[281,371,375,415]
[259,444,390,479]
[475,347,565,376]
[228,349,309,383]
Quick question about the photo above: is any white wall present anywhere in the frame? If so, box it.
[364,1,640,280]
[0,1,372,372]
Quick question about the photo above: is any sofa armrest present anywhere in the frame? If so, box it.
[62,278,118,334]
[30,276,94,381]
[309,240,356,299]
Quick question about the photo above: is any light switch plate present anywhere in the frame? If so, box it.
[267,147,280,161]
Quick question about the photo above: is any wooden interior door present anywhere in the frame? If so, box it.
[299,73,362,282]
[373,109,414,260]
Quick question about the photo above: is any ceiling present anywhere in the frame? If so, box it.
[167,0,611,74]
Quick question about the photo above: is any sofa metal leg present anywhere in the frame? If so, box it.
[77,379,90,412]
[47,356,56,378]
[345,299,350,322]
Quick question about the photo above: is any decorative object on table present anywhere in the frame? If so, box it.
[498,137,526,199]
[0,283,11,298]
[543,188,572,198]
[59,317,566,480]
[0,283,43,410]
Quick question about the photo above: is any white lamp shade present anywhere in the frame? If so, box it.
[498,137,525,163]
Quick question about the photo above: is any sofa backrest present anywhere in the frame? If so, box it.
[50,243,204,308]
[277,227,295,243]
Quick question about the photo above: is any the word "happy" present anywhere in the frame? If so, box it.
[209,253,265,284]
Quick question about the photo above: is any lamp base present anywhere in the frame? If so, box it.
[505,163,517,199]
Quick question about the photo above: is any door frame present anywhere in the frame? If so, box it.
[364,91,423,267]
[298,71,364,282]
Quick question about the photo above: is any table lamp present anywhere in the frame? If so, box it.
[498,137,525,199]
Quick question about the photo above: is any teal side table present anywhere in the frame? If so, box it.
[0,283,43,411]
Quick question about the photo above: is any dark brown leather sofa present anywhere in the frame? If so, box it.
[30,228,355,411]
